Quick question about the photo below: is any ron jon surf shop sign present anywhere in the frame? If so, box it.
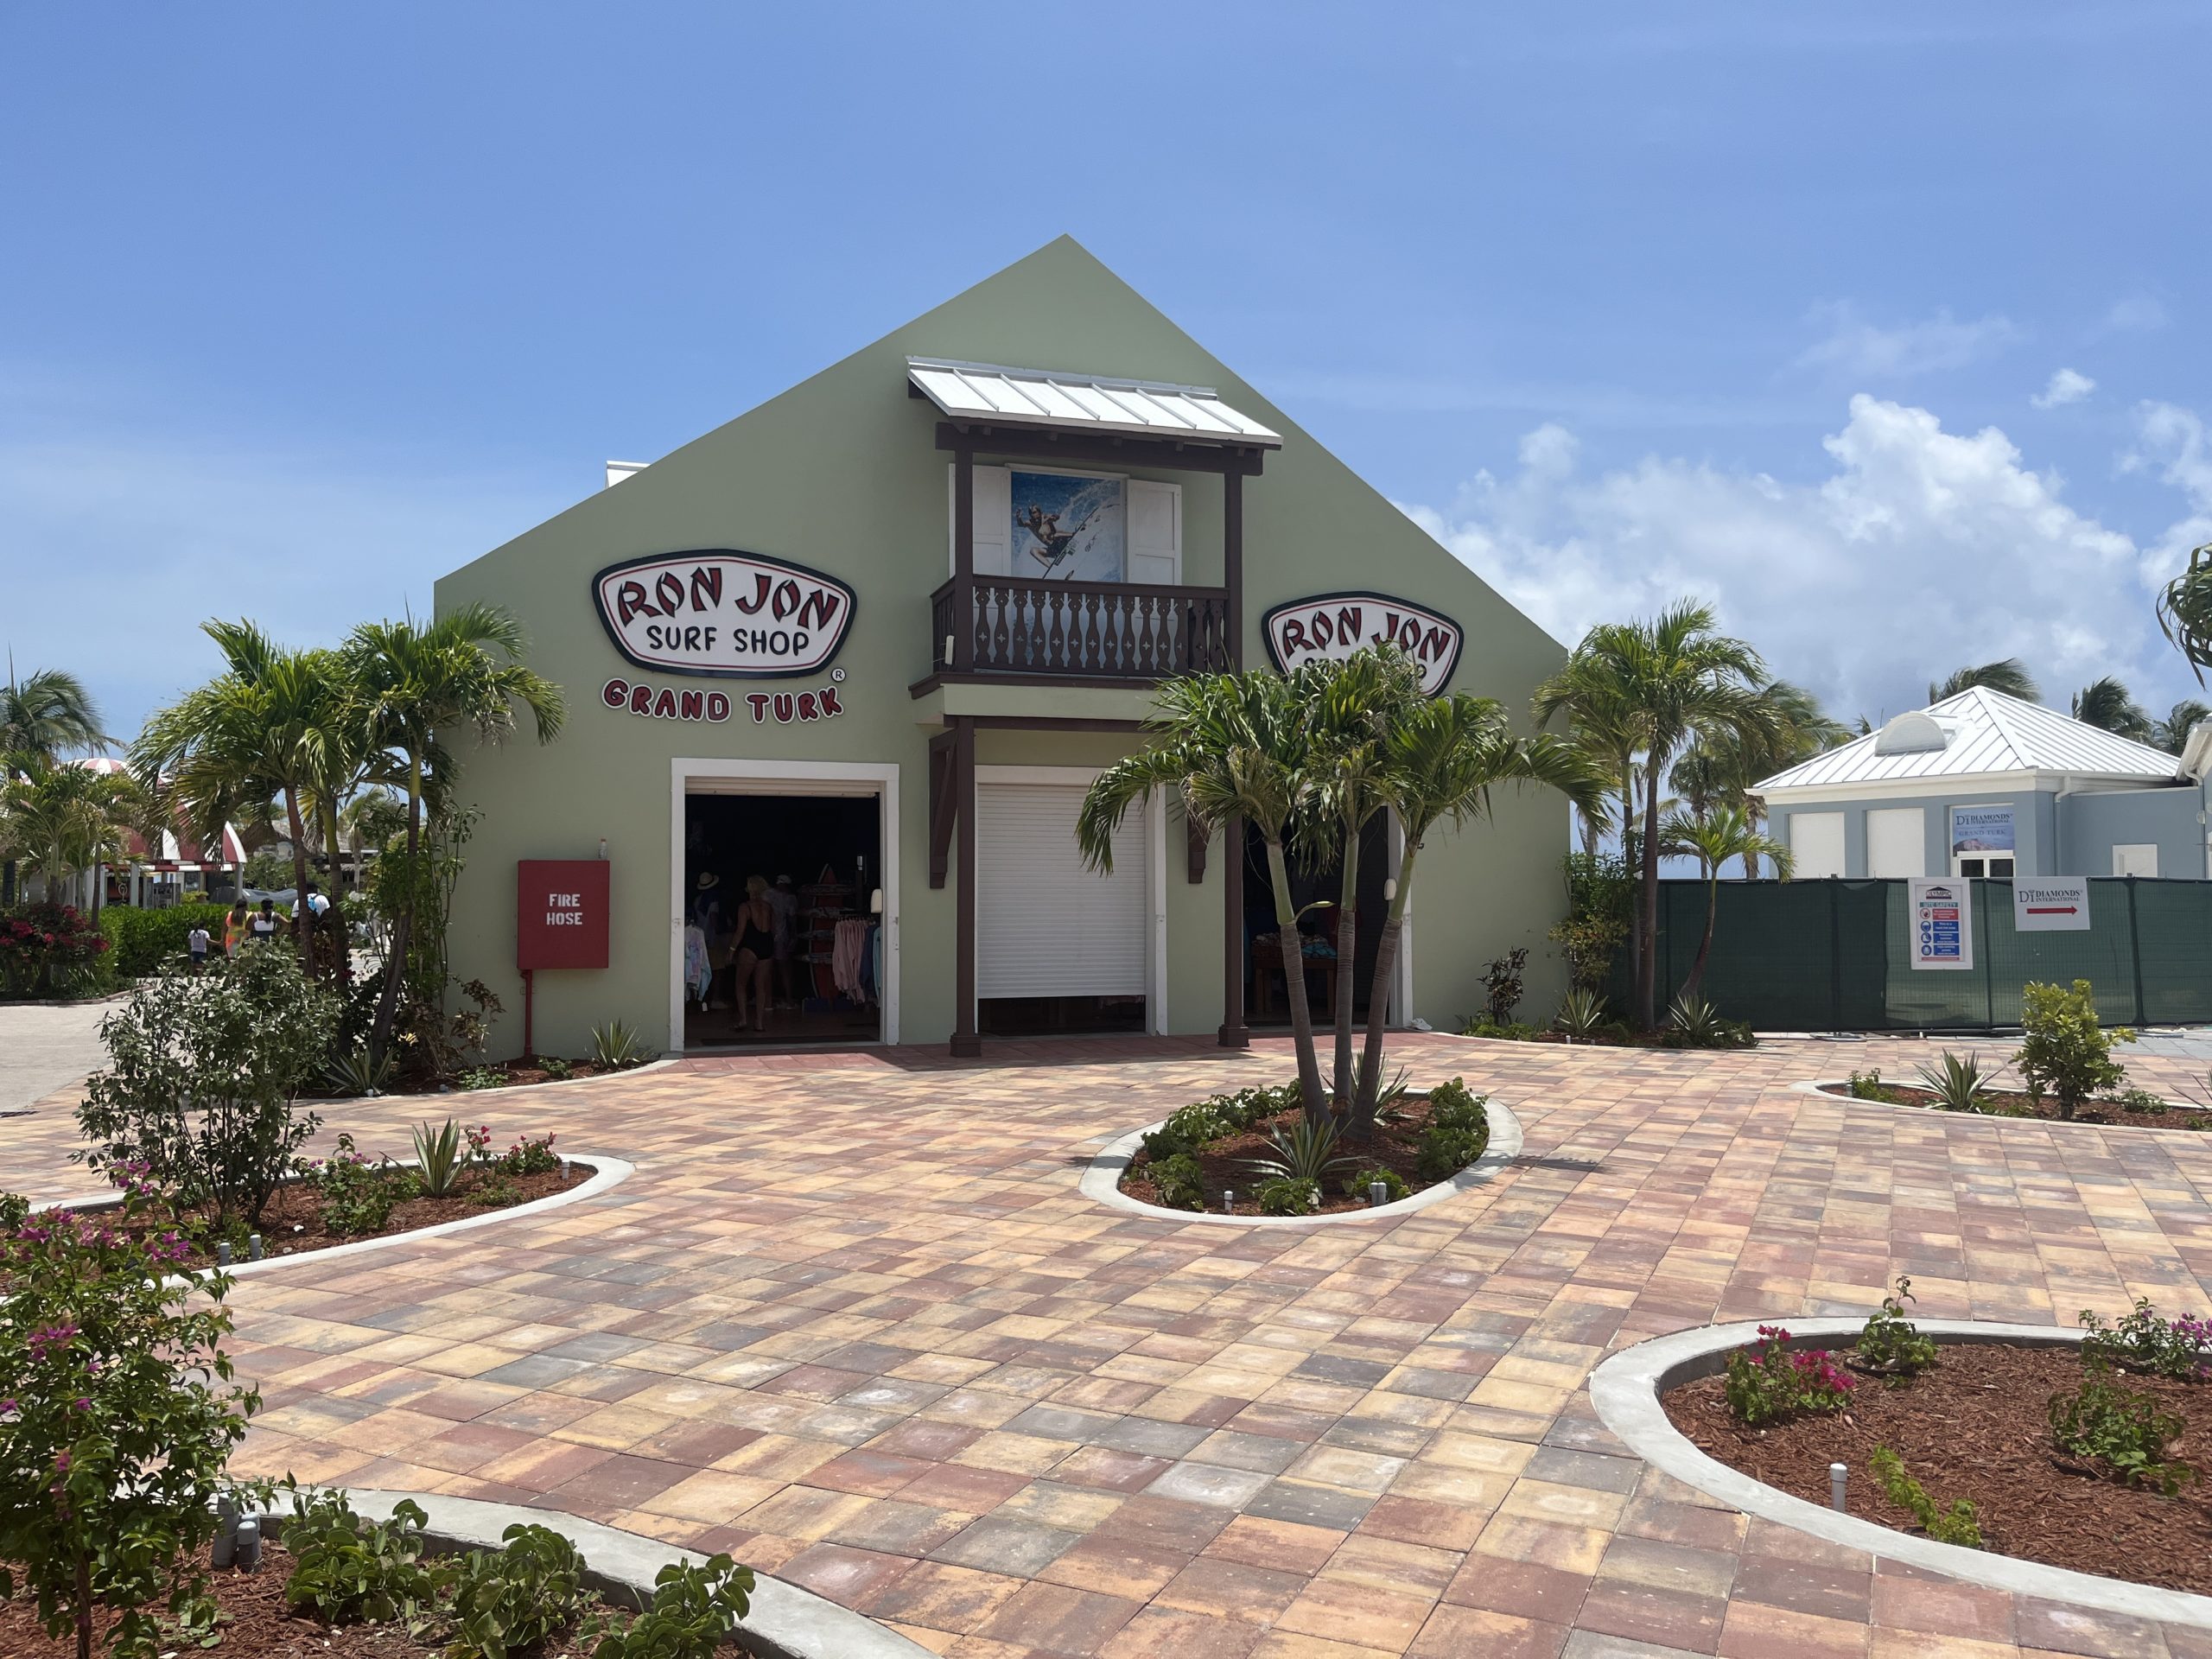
[592,550,856,679]
[1262,591,1464,696]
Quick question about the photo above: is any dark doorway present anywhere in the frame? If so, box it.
[1243,817,1389,1027]
[682,791,881,1047]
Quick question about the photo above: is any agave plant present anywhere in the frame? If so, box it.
[321,1041,394,1099]
[1666,994,1724,1043]
[1554,988,1609,1041]
[1244,1116,1357,1204]
[591,1019,646,1070]
[412,1117,468,1196]
[1915,1050,1991,1113]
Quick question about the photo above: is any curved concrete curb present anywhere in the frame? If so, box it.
[1590,1317,2212,1630]
[1795,1078,2212,1136]
[32,1154,634,1278]
[303,1054,681,1107]
[1079,1101,1524,1228]
[294,1491,930,1659]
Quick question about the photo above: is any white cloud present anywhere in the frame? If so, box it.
[1789,303,2018,379]
[1402,395,2211,724]
[2099,295,2170,335]
[2031,367,2096,409]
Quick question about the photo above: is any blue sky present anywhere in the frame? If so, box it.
[4,3,2209,741]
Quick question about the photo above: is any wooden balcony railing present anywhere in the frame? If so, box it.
[931,576,1232,681]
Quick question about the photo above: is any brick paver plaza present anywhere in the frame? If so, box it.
[14,1031,2212,1657]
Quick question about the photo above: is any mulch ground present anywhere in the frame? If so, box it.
[1119,1097,1459,1215]
[1818,1081,2212,1131]
[324,1057,618,1099]
[74,1166,575,1270]
[1665,1342,2212,1592]
[0,1542,741,1658]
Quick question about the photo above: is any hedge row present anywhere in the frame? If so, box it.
[100,901,233,978]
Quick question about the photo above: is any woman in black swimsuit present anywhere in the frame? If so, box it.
[733,875,778,1033]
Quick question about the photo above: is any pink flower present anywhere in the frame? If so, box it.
[29,1322,79,1360]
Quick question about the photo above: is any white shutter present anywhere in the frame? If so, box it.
[1866,808,1926,878]
[1127,479,1180,585]
[1791,811,1846,879]
[948,463,1012,576]
[976,783,1147,998]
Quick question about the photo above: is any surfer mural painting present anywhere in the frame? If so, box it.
[1009,469,1126,582]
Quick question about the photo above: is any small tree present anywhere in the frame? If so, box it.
[2015,979,2134,1122]
[0,1185,271,1659]
[75,946,334,1231]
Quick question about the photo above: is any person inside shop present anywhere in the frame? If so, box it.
[691,873,729,1008]
[767,873,799,1007]
[731,874,778,1033]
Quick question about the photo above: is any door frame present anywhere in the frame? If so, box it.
[972,764,1167,1035]
[668,759,900,1050]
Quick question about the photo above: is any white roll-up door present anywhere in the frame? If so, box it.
[1791,811,1846,879]
[976,782,1147,998]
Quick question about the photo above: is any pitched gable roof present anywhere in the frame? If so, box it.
[1755,686,2182,794]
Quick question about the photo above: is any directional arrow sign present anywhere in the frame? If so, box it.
[2014,877,2091,932]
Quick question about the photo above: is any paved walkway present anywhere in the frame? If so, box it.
[13,1033,2212,1657]
[0,995,118,1116]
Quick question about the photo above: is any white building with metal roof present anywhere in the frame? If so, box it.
[1753,687,2212,880]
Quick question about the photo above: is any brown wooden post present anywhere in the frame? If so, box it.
[1218,468,1249,1047]
[950,715,982,1057]
[951,437,975,674]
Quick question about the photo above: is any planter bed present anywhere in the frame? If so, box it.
[1120,1096,1455,1216]
[0,1542,732,1659]
[1815,1079,2210,1131]
[1665,1341,2212,1593]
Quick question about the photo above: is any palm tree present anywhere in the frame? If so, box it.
[1930,659,2040,702]
[2070,677,2152,741]
[1078,669,1332,1125]
[134,624,336,958]
[1661,804,1791,1004]
[2152,699,2212,755]
[1674,678,1847,875]
[1536,603,1774,1030]
[0,755,145,910]
[1350,696,1607,1129]
[344,604,565,1050]
[1304,651,1429,1111]
[2,664,110,906]
[2157,541,2212,683]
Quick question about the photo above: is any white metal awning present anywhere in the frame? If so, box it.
[907,357,1282,448]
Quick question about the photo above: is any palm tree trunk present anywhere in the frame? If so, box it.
[1331,811,1360,1111]
[1637,768,1662,1028]
[368,752,422,1055]
[1681,871,1719,1002]
[1351,842,1419,1135]
[1263,836,1328,1127]
[283,789,313,969]
[319,797,351,985]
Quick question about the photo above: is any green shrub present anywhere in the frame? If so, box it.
[282,1488,439,1627]
[1150,1153,1205,1211]
[1415,1079,1491,1179]
[75,946,334,1230]
[456,1065,506,1092]
[2078,1299,2212,1381]
[1255,1177,1319,1216]
[1460,1018,1541,1040]
[1845,1068,1902,1103]
[309,1135,416,1235]
[497,1132,559,1177]
[442,1522,590,1659]
[1869,1446,1980,1546]
[99,902,232,980]
[1244,1116,1354,1192]
[537,1056,574,1082]
[1345,1166,1408,1204]
[1481,947,1529,1025]
[321,1041,395,1099]
[412,1119,467,1197]
[0,1179,271,1659]
[1142,1103,1233,1163]
[1554,988,1610,1040]
[0,902,114,998]
[2048,1376,2194,1494]
[2015,980,2134,1121]
[1855,1276,1939,1378]
[1723,1325,1855,1426]
[585,1554,754,1659]
[590,1020,648,1070]
[2111,1086,2171,1116]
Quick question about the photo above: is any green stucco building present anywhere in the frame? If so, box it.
[435,238,1570,1058]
